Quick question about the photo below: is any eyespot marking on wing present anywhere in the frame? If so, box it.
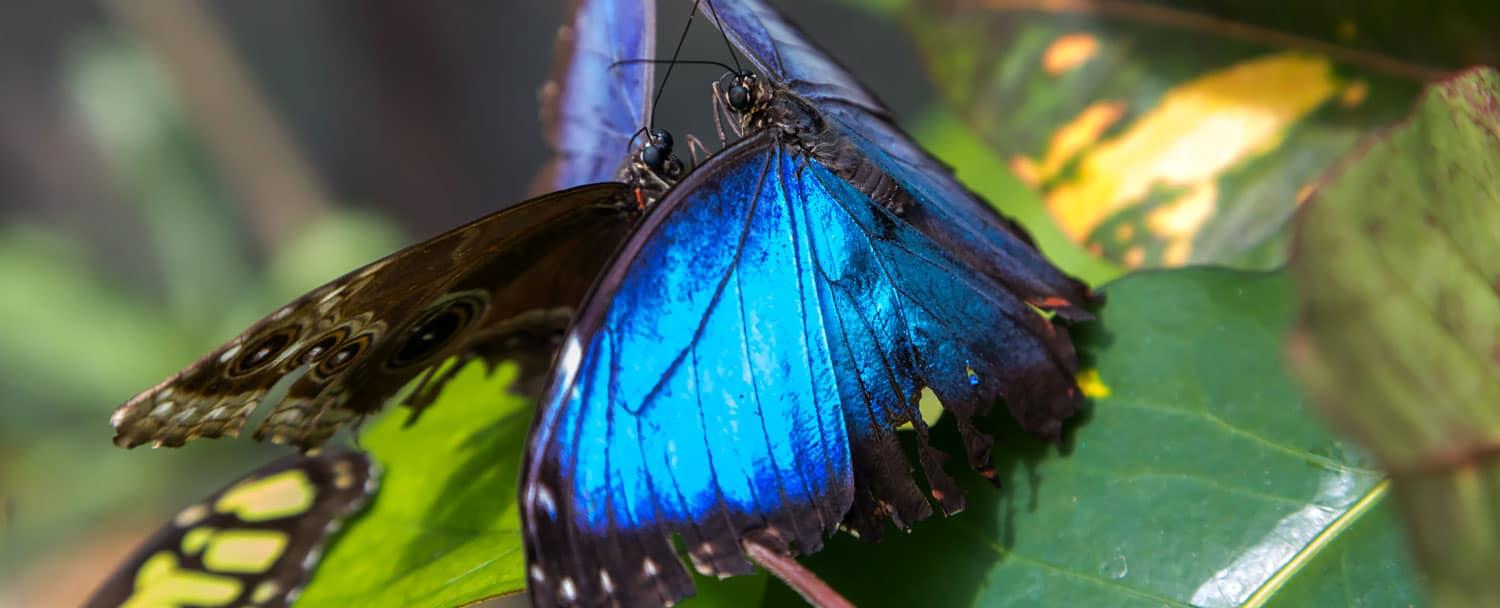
[230,326,304,377]
[385,290,489,370]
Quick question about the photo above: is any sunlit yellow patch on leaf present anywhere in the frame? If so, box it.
[1044,53,1340,263]
[1076,369,1111,399]
[202,529,288,573]
[1037,100,1127,180]
[126,552,242,608]
[214,469,314,522]
[1043,33,1100,75]
[1009,154,1042,188]
[898,389,946,431]
[1147,181,1219,266]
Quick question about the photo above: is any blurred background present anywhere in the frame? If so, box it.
[5,0,1497,605]
[0,1,930,604]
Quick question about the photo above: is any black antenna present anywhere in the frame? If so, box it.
[612,58,740,73]
[700,0,742,74]
[649,0,705,132]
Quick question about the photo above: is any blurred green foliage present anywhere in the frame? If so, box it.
[0,32,403,595]
[1291,68,1500,606]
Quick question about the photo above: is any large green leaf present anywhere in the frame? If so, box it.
[764,270,1424,606]
[1290,67,1500,606]
[297,363,532,607]
[885,0,1423,271]
[300,273,1428,607]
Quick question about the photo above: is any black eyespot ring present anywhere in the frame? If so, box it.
[231,325,301,376]
[387,293,486,369]
[315,332,373,377]
[296,327,351,366]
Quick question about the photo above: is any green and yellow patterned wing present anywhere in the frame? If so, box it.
[85,450,376,608]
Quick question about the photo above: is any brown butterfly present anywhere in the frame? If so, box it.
[110,186,636,450]
[110,0,682,452]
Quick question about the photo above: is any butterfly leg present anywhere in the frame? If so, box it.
[711,80,731,146]
[685,133,712,166]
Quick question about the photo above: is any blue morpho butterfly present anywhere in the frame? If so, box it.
[107,0,680,451]
[519,0,1098,606]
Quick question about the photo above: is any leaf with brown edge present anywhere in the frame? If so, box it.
[766,269,1424,606]
[869,0,1428,271]
[1290,67,1500,606]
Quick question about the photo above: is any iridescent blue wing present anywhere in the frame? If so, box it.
[522,132,1079,606]
[534,0,655,192]
[703,0,1094,319]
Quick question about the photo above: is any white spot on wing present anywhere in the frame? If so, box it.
[530,564,546,583]
[560,577,577,602]
[643,558,658,576]
[599,570,614,594]
[535,485,557,519]
[220,343,242,363]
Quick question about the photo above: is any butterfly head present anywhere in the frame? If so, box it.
[718,71,767,118]
[725,72,757,113]
[718,70,800,141]
[637,128,682,177]
[624,127,686,208]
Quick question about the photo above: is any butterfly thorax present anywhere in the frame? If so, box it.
[721,71,911,216]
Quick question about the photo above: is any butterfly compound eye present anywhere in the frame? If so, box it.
[640,143,668,173]
[387,294,485,369]
[727,73,754,112]
[649,128,673,151]
[640,128,674,173]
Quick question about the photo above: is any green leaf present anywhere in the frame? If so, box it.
[1289,67,1500,606]
[297,362,532,607]
[763,270,1424,606]
[891,1,1422,271]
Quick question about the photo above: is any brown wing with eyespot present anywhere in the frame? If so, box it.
[111,183,634,451]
